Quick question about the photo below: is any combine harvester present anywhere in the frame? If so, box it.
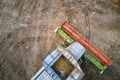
[31,21,111,80]
[31,42,86,80]
[56,21,111,72]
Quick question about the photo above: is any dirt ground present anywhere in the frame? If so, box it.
[0,0,120,80]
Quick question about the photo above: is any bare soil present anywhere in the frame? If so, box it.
[0,0,120,80]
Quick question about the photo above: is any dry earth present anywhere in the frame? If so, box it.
[0,0,120,80]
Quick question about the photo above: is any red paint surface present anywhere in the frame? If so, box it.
[61,21,111,66]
